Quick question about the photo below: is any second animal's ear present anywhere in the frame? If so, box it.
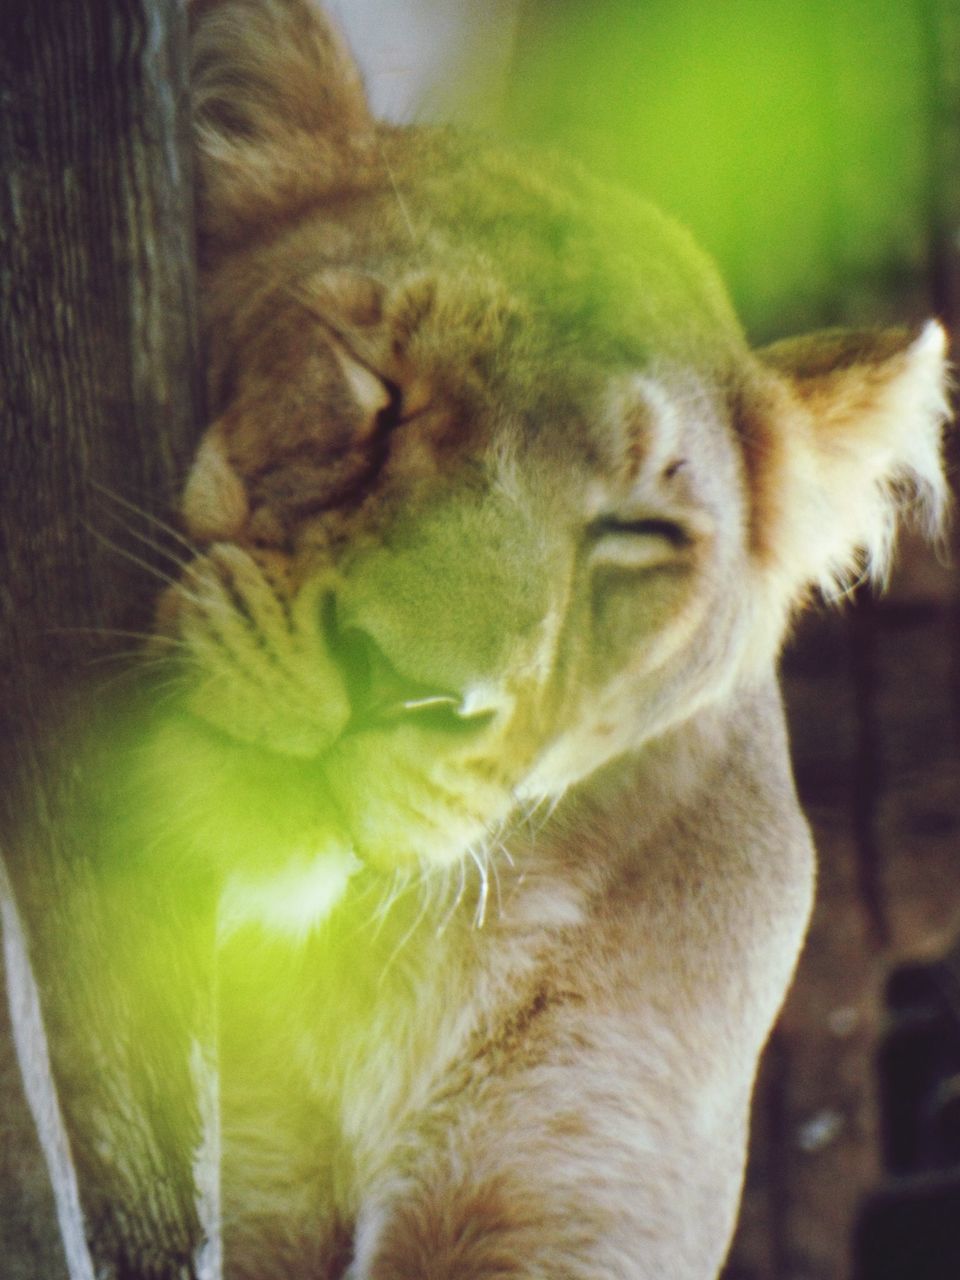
[744,322,951,611]
[190,0,374,245]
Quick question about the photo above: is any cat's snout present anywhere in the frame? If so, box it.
[321,593,496,737]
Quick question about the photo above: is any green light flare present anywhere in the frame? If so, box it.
[217,848,360,940]
[73,693,472,932]
[506,0,932,333]
[54,692,459,1053]
[134,713,353,886]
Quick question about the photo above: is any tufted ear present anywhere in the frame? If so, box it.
[745,321,952,607]
[190,0,375,245]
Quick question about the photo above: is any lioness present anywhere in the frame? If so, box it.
[8,1,951,1277]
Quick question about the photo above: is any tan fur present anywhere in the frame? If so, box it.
[145,3,952,1275]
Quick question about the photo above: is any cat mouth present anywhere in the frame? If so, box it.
[172,683,501,765]
[347,692,498,738]
[145,693,515,886]
[329,609,501,741]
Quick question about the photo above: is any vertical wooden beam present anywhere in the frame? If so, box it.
[0,2,204,1276]
[0,0,199,750]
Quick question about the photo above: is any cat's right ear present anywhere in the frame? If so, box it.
[190,0,375,245]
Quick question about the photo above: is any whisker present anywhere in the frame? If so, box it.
[145,677,193,713]
[541,793,564,828]
[43,626,178,647]
[94,667,185,703]
[99,515,195,579]
[378,136,417,248]
[493,830,515,870]
[488,845,504,923]
[468,847,490,930]
[341,871,379,930]
[370,868,411,938]
[436,856,467,937]
[510,788,541,846]
[79,648,174,672]
[341,870,402,947]
[377,864,435,988]
[91,497,204,590]
[78,648,189,702]
[91,481,200,559]
[83,522,183,593]
[516,791,563,842]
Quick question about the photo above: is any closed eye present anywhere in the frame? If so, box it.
[587,515,691,548]
[375,377,405,434]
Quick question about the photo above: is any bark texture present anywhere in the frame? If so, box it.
[0,3,203,1276]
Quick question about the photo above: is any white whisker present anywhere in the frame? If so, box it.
[489,846,504,922]
[43,625,173,645]
[91,480,200,559]
[510,788,540,845]
[370,868,410,937]
[468,847,490,930]
[436,857,467,937]
[377,863,434,988]
[84,522,184,593]
[378,137,417,248]
[97,509,195,578]
[516,791,562,842]
[494,835,515,870]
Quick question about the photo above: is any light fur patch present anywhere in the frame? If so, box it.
[218,846,360,940]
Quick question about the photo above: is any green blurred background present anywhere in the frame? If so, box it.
[501,0,960,341]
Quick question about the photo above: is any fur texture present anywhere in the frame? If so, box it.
[134,2,955,1275]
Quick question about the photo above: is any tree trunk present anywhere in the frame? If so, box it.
[0,2,207,1276]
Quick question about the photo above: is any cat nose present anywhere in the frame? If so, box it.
[322,599,496,736]
[339,627,496,735]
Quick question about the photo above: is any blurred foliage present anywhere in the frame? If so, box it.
[503,0,942,339]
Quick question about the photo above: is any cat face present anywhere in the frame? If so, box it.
[153,0,947,895]
[156,253,747,873]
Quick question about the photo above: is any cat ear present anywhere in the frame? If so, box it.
[190,0,375,244]
[745,321,951,605]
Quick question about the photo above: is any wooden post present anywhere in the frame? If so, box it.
[0,2,205,1276]
[0,3,200,736]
